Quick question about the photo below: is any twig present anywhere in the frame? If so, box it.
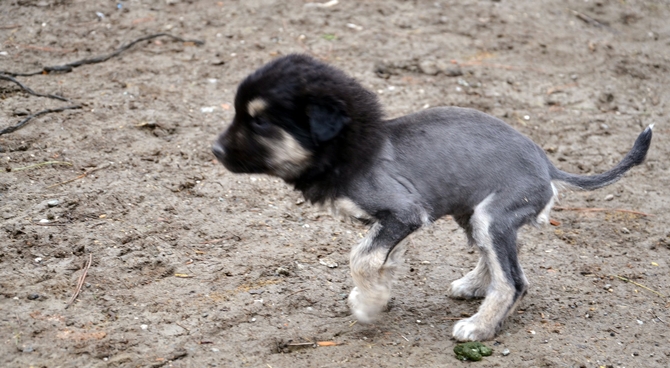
[613,275,666,299]
[454,60,545,74]
[316,341,341,346]
[0,105,82,136]
[287,288,307,297]
[46,163,111,189]
[553,206,653,217]
[400,334,409,342]
[28,221,68,227]
[569,9,618,33]
[0,74,71,101]
[0,24,21,30]
[10,161,72,172]
[0,33,204,77]
[649,310,666,324]
[16,44,77,54]
[66,254,92,308]
[286,342,316,347]
[1,34,202,137]
[175,321,191,333]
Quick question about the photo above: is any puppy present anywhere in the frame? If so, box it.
[212,54,653,341]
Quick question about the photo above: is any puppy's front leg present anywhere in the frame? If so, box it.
[348,216,417,323]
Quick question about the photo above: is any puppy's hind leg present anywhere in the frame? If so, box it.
[348,217,417,323]
[452,196,528,341]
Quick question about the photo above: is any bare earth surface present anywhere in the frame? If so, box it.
[1,1,669,367]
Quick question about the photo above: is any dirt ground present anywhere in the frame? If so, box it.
[1,0,669,367]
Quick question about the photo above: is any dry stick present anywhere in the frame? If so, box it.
[455,60,546,74]
[287,342,316,346]
[0,74,71,101]
[650,310,667,324]
[15,44,76,53]
[66,253,93,309]
[613,275,666,299]
[0,33,203,137]
[568,9,618,33]
[46,163,111,189]
[0,105,82,136]
[11,161,72,172]
[0,33,204,77]
[0,24,21,30]
[553,206,653,217]
[287,288,308,297]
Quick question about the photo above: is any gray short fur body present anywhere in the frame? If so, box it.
[213,54,653,341]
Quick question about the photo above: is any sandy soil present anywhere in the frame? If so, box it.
[1,0,669,367]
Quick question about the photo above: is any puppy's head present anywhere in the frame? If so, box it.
[212,54,381,182]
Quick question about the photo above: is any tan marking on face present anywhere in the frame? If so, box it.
[259,129,311,179]
[247,97,267,117]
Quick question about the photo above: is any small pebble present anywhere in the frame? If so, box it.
[621,227,630,234]
[603,284,612,290]
[604,194,614,201]
[21,345,34,353]
[140,324,148,330]
[502,348,510,356]
[27,293,39,300]
[319,258,338,268]
[47,199,60,207]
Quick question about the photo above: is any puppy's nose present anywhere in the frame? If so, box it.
[212,141,226,161]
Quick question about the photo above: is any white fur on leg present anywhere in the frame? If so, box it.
[535,183,558,225]
[448,256,490,299]
[452,286,514,341]
[452,194,517,341]
[348,285,389,323]
[348,224,403,323]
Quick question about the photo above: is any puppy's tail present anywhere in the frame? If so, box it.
[549,125,653,191]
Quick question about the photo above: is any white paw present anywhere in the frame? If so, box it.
[348,287,386,323]
[452,316,496,342]
[448,278,487,299]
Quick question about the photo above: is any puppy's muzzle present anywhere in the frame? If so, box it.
[211,141,226,164]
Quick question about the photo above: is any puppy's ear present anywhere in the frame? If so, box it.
[307,101,349,143]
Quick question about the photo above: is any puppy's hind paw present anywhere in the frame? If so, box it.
[452,316,497,342]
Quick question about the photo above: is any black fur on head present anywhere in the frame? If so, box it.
[213,54,384,203]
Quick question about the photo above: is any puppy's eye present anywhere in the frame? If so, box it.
[250,118,272,133]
